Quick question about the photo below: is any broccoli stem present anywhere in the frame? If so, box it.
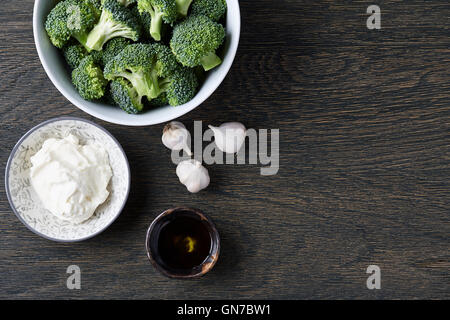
[85,10,110,51]
[119,68,160,100]
[85,28,107,51]
[85,11,132,51]
[176,0,193,17]
[148,68,161,99]
[150,10,164,41]
[200,51,222,71]
[158,77,171,91]
[73,33,89,50]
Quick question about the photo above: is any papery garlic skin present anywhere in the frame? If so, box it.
[176,160,210,193]
[209,122,247,154]
[162,121,192,156]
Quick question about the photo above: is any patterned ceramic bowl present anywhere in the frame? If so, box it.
[5,117,131,242]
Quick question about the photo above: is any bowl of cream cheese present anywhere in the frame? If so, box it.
[5,117,130,242]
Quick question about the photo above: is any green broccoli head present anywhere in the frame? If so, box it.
[104,43,160,100]
[132,5,171,41]
[175,0,193,17]
[90,49,105,65]
[149,92,168,107]
[137,0,177,41]
[45,0,97,49]
[131,5,151,39]
[102,0,136,6]
[63,41,103,69]
[104,43,182,101]
[102,37,131,66]
[85,0,102,8]
[170,15,225,70]
[62,43,88,69]
[85,0,141,51]
[110,78,144,114]
[72,55,108,100]
[104,42,197,109]
[191,0,226,22]
[159,66,198,106]
[152,43,180,78]
[83,0,102,17]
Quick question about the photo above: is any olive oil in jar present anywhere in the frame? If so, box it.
[158,216,212,270]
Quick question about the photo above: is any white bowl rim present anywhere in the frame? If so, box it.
[4,117,132,242]
[33,0,241,127]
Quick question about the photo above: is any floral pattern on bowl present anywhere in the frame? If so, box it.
[5,117,130,242]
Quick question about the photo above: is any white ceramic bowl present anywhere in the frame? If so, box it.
[5,117,131,242]
[33,0,241,126]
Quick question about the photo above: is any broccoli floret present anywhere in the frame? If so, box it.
[104,43,180,101]
[152,43,198,105]
[83,0,102,17]
[90,50,105,65]
[104,43,194,110]
[45,0,97,49]
[104,43,160,101]
[132,5,171,41]
[110,78,144,113]
[175,0,193,17]
[62,41,103,69]
[159,66,198,106]
[102,37,131,66]
[63,43,88,69]
[170,14,225,70]
[130,5,151,40]
[72,55,108,100]
[137,0,177,41]
[86,0,102,8]
[85,0,141,51]
[102,0,136,6]
[149,92,168,107]
[191,0,226,21]
[152,42,180,77]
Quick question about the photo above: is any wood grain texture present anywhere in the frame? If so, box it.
[0,0,449,299]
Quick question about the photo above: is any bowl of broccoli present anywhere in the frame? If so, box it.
[33,0,240,126]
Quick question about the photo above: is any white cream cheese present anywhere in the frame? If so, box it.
[30,134,112,224]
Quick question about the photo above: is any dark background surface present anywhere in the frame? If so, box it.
[0,0,449,299]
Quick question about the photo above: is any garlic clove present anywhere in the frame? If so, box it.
[208,122,247,154]
[162,121,192,156]
[176,159,210,193]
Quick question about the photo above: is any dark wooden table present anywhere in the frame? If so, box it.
[0,0,449,299]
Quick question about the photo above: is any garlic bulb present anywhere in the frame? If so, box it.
[208,122,247,154]
[176,160,210,193]
[162,121,192,156]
